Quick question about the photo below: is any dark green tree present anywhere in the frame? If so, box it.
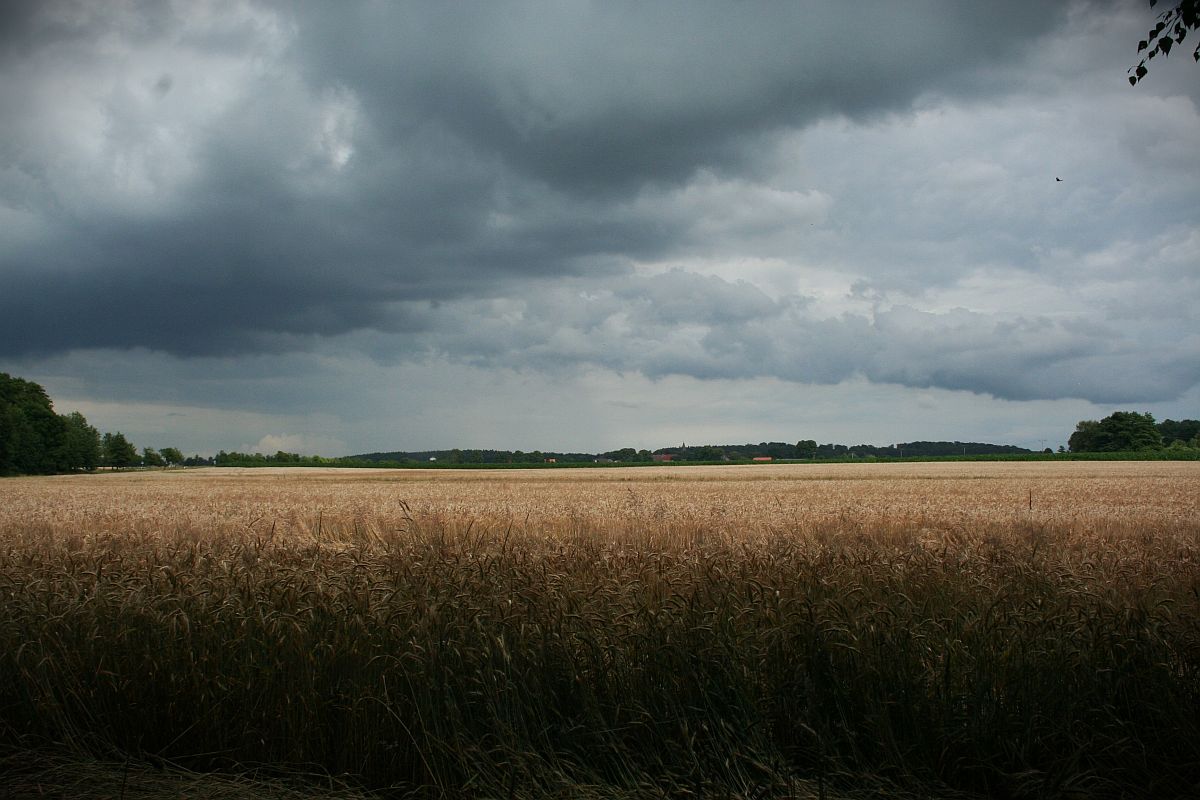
[159,447,184,466]
[142,447,166,467]
[764,442,791,460]
[59,411,101,472]
[1130,0,1199,85]
[0,402,34,475]
[601,447,641,462]
[1158,418,1200,444]
[1068,420,1101,453]
[1098,411,1162,451]
[0,372,67,474]
[102,432,139,469]
[796,439,818,459]
[1069,411,1162,452]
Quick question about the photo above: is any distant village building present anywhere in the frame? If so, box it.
[545,458,557,463]
[752,456,773,462]
[651,454,674,462]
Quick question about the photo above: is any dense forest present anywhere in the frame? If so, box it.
[3,372,1198,475]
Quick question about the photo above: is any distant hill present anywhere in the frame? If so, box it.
[650,441,1032,461]
[349,440,1033,465]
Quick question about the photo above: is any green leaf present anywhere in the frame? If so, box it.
[1138,39,1149,52]
[1161,37,1173,55]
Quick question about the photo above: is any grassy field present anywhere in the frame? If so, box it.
[0,463,1197,798]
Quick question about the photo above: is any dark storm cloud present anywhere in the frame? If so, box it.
[2,1,1197,410]
[0,1,1064,358]
[294,1,1059,194]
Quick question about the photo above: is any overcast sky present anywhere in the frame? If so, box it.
[1,1,1197,456]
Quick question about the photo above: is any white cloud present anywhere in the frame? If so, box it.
[244,433,347,456]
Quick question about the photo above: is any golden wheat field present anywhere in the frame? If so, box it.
[2,460,1196,545]
[1,461,1198,799]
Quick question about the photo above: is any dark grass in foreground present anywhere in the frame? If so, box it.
[1,516,1198,799]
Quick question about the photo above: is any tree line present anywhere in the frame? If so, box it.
[0,373,386,474]
[4,372,1197,475]
[353,440,1035,466]
[0,373,185,475]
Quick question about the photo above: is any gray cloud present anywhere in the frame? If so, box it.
[339,270,1197,404]
[0,2,1063,351]
[295,2,1061,193]
[1,0,1197,421]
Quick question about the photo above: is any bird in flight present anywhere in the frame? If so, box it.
[1056,177,1063,182]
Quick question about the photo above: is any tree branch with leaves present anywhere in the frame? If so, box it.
[1130,0,1199,85]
